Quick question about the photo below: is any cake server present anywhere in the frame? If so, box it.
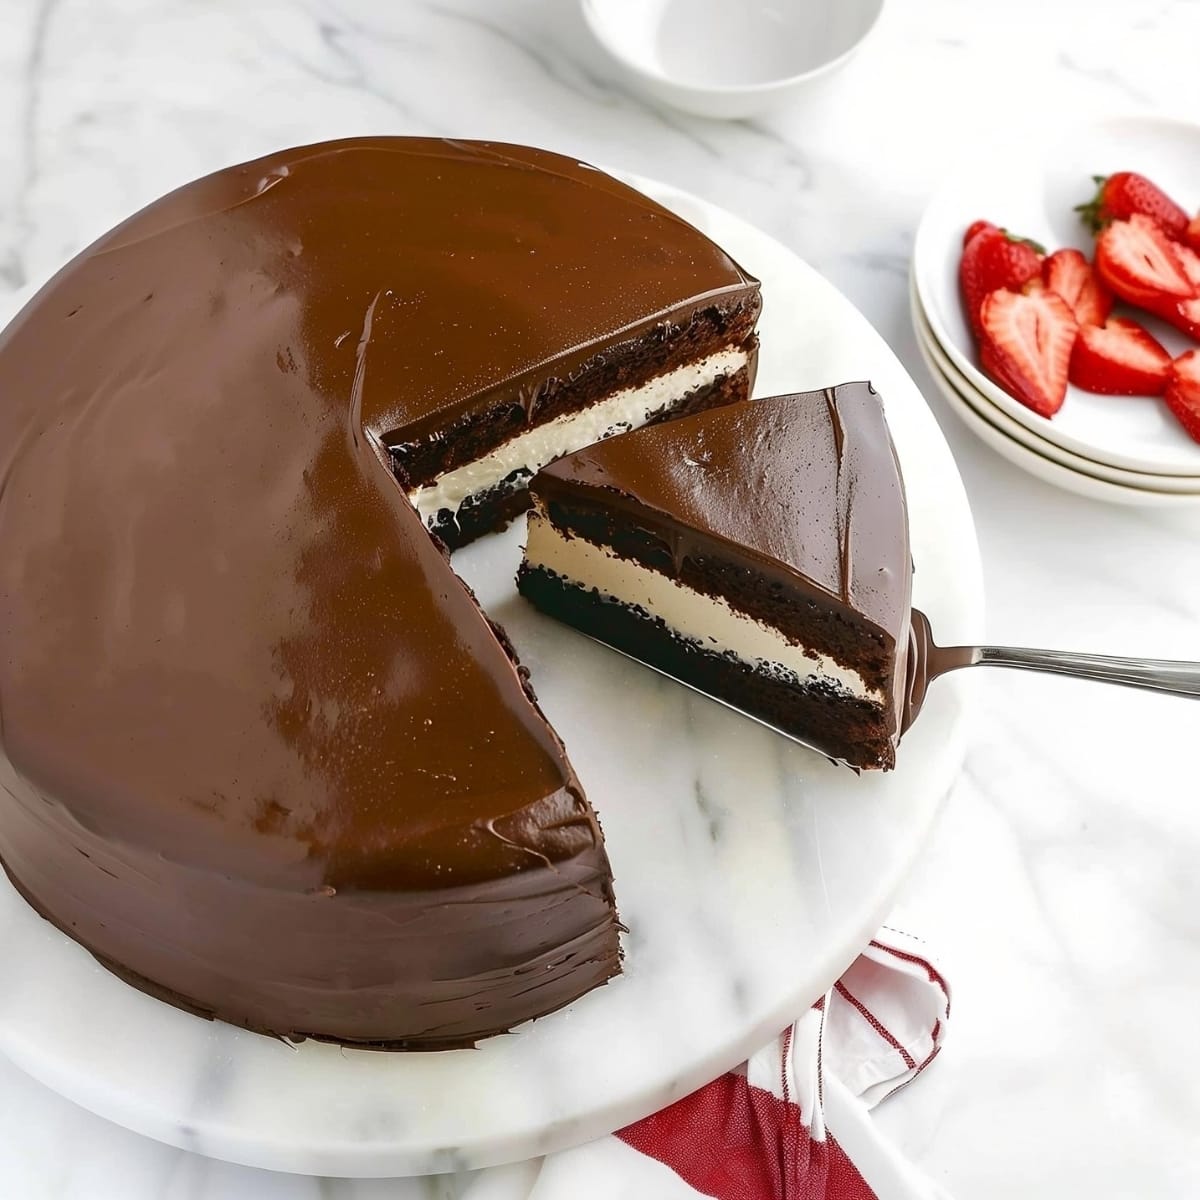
[901,609,1200,719]
[585,609,1200,768]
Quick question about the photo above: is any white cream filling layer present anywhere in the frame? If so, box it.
[524,511,879,700]
[408,347,748,524]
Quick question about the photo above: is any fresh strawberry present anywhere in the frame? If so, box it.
[1122,240,1200,342]
[980,340,1032,412]
[959,225,1045,337]
[1156,242,1200,342]
[1187,212,1200,255]
[1076,171,1188,237]
[963,219,998,248]
[1041,248,1113,327]
[1068,317,1172,395]
[1094,215,1194,309]
[1159,296,1200,342]
[978,286,1078,417]
[1164,350,1200,443]
[1175,241,1200,291]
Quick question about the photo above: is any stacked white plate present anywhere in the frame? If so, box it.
[911,113,1200,507]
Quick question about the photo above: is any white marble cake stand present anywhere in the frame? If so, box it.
[0,175,983,1178]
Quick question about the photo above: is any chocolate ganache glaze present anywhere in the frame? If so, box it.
[0,139,757,1047]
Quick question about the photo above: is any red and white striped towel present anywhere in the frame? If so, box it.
[461,927,952,1200]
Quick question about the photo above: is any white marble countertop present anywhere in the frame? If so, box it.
[2,0,1198,1195]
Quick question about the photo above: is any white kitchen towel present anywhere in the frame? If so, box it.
[459,927,951,1200]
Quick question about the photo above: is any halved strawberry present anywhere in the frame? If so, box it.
[1161,296,1200,343]
[1042,248,1113,327]
[960,225,1045,337]
[1076,172,1188,237]
[1187,212,1200,255]
[1150,242,1200,342]
[1174,241,1200,291]
[1094,214,1195,309]
[979,286,1078,417]
[1164,350,1200,443]
[1068,317,1172,395]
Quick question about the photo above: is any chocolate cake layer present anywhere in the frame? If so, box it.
[518,566,896,771]
[391,302,761,490]
[0,138,762,1047]
[540,497,892,692]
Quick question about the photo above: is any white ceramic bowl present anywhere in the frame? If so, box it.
[580,0,886,120]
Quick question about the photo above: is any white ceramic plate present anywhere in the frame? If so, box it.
[912,284,1200,500]
[0,175,983,1178]
[913,113,1200,478]
[913,297,1200,508]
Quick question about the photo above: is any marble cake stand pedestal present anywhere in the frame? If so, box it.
[0,176,983,1177]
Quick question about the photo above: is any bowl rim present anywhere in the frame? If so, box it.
[579,0,887,96]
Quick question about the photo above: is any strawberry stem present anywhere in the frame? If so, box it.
[1074,174,1110,235]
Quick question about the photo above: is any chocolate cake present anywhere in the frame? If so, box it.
[0,138,760,1048]
[518,384,913,770]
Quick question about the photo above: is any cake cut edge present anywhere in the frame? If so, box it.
[392,300,761,549]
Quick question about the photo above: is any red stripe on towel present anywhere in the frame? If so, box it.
[618,1066,877,1200]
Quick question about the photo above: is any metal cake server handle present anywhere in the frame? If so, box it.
[904,610,1200,726]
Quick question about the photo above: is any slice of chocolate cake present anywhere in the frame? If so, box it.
[518,384,913,770]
